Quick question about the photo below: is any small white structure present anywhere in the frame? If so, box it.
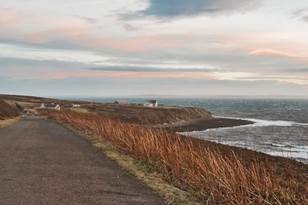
[54,104,61,110]
[72,104,81,108]
[144,100,158,107]
[37,103,61,110]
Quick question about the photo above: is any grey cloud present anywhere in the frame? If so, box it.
[0,57,87,71]
[139,0,262,18]
[302,16,308,22]
[79,16,98,24]
[292,8,308,23]
[280,68,308,73]
[1,76,307,98]
[87,66,216,73]
[136,47,300,74]
[292,8,308,16]
[122,23,139,31]
[0,38,85,51]
[1,38,305,77]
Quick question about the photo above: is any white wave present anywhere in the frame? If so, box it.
[278,145,308,154]
[214,115,308,128]
[265,150,308,161]
[268,143,288,147]
[180,116,308,135]
[188,138,308,163]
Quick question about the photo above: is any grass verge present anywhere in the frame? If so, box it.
[59,122,202,205]
[0,117,20,128]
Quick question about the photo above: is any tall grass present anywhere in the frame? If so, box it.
[41,110,306,205]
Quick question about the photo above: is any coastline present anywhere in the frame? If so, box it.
[41,109,308,204]
[161,116,308,164]
[153,117,253,132]
[179,134,308,186]
[60,115,308,204]
[160,117,308,164]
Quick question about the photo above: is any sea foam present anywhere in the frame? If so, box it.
[215,116,308,128]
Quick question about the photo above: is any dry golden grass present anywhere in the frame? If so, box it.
[73,132,202,205]
[0,117,20,128]
[40,110,307,205]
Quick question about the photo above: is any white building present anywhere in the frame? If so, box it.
[54,104,61,110]
[144,100,158,107]
[40,103,46,109]
[72,104,81,108]
[37,103,61,110]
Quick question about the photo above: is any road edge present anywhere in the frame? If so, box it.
[0,117,20,128]
[51,119,202,205]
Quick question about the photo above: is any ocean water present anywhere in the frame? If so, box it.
[167,98,308,163]
[79,97,308,164]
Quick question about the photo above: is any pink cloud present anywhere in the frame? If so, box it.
[0,8,92,47]
[106,35,185,53]
[248,47,308,65]
[249,48,299,58]
[22,26,89,44]
[227,33,308,63]
[22,30,186,53]
[0,7,186,53]
[0,8,21,25]
[45,70,217,80]
[0,7,182,53]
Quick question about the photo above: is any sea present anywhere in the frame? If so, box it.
[72,97,308,164]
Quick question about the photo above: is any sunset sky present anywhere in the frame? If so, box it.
[1,0,308,97]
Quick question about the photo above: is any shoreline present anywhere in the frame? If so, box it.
[153,117,253,132]
[179,134,308,185]
[159,117,308,164]
[155,117,308,164]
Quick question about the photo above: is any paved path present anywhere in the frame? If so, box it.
[0,117,165,205]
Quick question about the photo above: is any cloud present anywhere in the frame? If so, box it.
[0,43,111,64]
[280,68,308,73]
[249,48,298,58]
[2,75,307,98]
[78,16,98,24]
[139,0,262,18]
[292,8,308,23]
[0,57,87,71]
[302,16,308,23]
[121,23,139,31]
[292,8,308,16]
[44,70,217,80]
[88,65,217,73]
[0,11,187,53]
[0,8,21,25]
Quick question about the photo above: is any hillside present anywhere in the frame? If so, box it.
[0,94,254,130]
[0,100,20,120]
[0,94,253,130]
[87,103,213,125]
[0,94,87,107]
[0,94,214,125]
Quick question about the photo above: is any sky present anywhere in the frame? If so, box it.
[0,0,308,97]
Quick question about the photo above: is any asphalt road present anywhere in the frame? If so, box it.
[0,117,165,205]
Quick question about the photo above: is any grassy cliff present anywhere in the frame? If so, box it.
[1,94,213,125]
[86,103,213,125]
